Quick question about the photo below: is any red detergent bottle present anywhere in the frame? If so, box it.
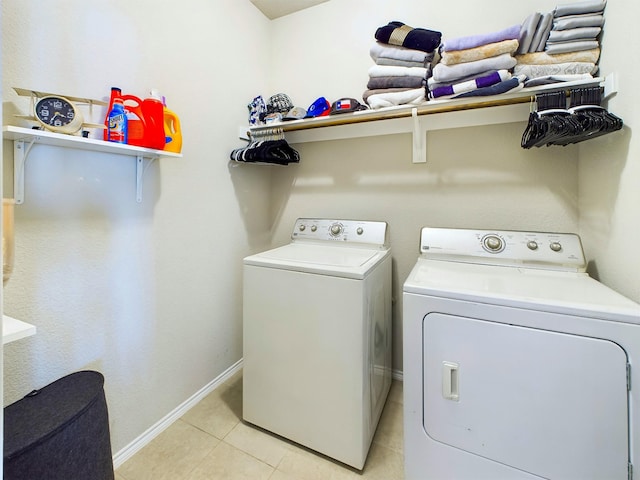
[119,91,166,150]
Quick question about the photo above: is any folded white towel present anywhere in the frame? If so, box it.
[368,65,429,78]
[370,42,430,63]
[366,88,426,109]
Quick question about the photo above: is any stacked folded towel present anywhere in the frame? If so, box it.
[429,25,524,100]
[515,0,605,86]
[364,21,442,109]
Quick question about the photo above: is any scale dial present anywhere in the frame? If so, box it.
[34,95,83,134]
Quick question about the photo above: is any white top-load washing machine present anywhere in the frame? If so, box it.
[403,227,640,480]
[243,218,392,470]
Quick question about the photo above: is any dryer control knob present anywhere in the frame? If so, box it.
[527,241,539,250]
[330,224,343,236]
[550,241,562,252]
[299,224,306,232]
[310,225,317,232]
[356,227,364,235]
[483,235,503,252]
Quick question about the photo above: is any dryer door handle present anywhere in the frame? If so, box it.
[442,361,460,401]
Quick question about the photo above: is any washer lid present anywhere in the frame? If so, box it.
[244,243,389,279]
[403,258,640,323]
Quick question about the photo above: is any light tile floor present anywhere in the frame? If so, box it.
[116,370,404,480]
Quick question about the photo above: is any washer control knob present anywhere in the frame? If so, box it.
[527,241,539,250]
[483,235,503,252]
[298,224,306,232]
[550,241,562,252]
[356,227,364,235]
[330,223,343,236]
[310,225,317,232]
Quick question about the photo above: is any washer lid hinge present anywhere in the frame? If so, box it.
[628,363,632,391]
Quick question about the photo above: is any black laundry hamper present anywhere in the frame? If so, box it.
[3,370,115,480]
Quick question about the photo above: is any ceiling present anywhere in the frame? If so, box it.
[250,0,330,19]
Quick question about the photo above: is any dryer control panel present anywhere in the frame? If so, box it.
[292,218,388,246]
[419,227,586,271]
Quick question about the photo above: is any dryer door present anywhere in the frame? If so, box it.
[423,313,629,480]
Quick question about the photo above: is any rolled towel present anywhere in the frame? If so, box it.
[429,70,512,99]
[375,21,442,53]
[554,0,606,17]
[368,65,429,78]
[553,14,604,30]
[441,24,521,52]
[453,75,526,99]
[366,88,427,109]
[515,47,600,64]
[530,13,554,52]
[431,52,517,83]
[514,62,598,78]
[370,41,434,64]
[547,27,601,42]
[367,76,426,89]
[544,40,599,54]
[440,39,519,65]
[518,13,542,54]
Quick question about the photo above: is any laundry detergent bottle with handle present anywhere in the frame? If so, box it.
[119,91,165,150]
[162,96,182,153]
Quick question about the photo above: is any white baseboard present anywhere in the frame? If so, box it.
[112,358,243,469]
[112,359,402,469]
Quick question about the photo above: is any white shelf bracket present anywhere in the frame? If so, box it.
[412,108,427,164]
[13,139,35,205]
[603,72,618,100]
[136,155,157,203]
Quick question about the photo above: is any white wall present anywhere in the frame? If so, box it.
[266,0,590,369]
[578,0,640,301]
[2,0,272,453]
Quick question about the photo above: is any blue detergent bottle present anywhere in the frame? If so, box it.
[107,98,128,143]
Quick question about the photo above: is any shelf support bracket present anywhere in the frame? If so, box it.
[412,108,427,164]
[13,139,35,205]
[136,155,157,203]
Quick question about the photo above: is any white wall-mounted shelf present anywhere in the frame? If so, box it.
[2,125,182,203]
[3,315,36,344]
[242,75,616,163]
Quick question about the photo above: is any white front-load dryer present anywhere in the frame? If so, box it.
[243,218,392,470]
[403,227,640,480]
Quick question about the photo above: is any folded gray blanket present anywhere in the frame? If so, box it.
[431,52,517,83]
[428,69,496,90]
[367,76,426,89]
[544,39,599,54]
[554,0,606,17]
[376,57,428,68]
[518,12,542,54]
[531,13,554,52]
[553,13,604,30]
[547,27,601,42]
